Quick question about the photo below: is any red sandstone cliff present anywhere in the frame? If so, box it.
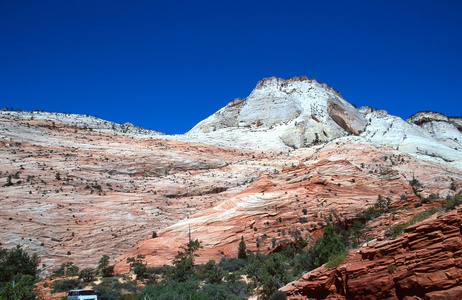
[281,208,462,300]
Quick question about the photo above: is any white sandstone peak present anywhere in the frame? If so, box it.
[188,76,367,148]
[185,76,462,168]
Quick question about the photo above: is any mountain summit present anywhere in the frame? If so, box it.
[188,76,367,148]
[187,76,462,168]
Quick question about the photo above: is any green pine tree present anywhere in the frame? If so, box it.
[238,236,247,260]
[314,223,346,266]
[170,239,203,282]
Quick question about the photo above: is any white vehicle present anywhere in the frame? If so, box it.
[67,289,98,300]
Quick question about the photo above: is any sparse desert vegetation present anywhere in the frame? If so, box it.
[1,82,462,299]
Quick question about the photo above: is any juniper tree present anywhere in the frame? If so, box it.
[314,223,345,266]
[171,239,203,282]
[238,236,247,260]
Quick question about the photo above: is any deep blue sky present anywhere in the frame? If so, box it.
[1,1,461,133]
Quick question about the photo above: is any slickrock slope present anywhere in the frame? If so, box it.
[407,111,462,150]
[351,107,462,169]
[187,76,367,149]
[1,76,462,288]
[113,138,462,272]
[0,111,276,276]
[281,207,462,300]
[187,77,462,169]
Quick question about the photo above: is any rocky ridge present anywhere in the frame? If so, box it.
[187,77,462,169]
[407,111,462,150]
[1,77,462,299]
[188,76,367,149]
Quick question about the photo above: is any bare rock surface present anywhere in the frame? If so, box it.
[187,76,367,149]
[354,108,462,168]
[186,77,462,168]
[0,111,271,276]
[1,76,462,299]
[281,208,462,300]
[113,137,462,272]
[407,111,462,150]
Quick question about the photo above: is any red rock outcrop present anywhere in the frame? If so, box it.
[281,208,462,300]
[113,140,460,272]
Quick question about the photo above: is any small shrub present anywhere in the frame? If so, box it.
[409,178,420,187]
[4,175,13,187]
[238,236,247,260]
[271,238,277,248]
[51,279,80,293]
[388,264,397,274]
[93,284,121,300]
[202,283,241,300]
[196,260,225,284]
[442,193,462,210]
[120,293,137,300]
[427,193,439,200]
[390,222,408,237]
[147,265,172,275]
[53,262,79,277]
[412,207,438,223]
[325,253,346,268]
[219,258,248,272]
[389,207,438,237]
[139,280,204,300]
[79,268,95,282]
[269,290,287,300]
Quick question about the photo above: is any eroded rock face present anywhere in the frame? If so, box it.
[0,111,268,276]
[113,156,416,272]
[1,107,462,280]
[407,111,450,124]
[186,78,462,169]
[188,76,367,148]
[407,111,462,151]
[355,108,462,169]
[449,117,462,131]
[1,77,462,296]
[281,208,462,300]
[113,138,462,273]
